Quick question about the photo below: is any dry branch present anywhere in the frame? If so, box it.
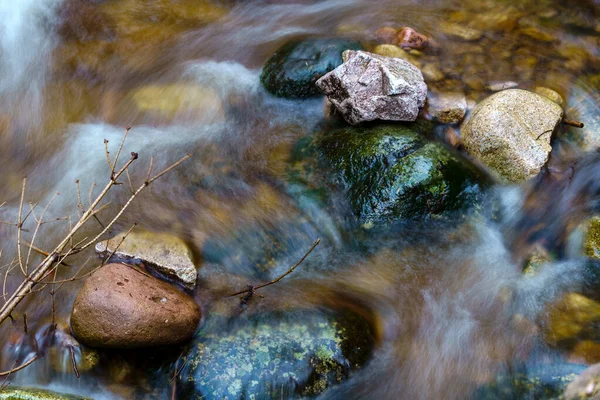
[0,129,190,326]
[228,238,321,302]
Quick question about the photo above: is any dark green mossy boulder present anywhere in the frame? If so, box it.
[176,309,375,399]
[318,123,489,223]
[260,38,362,98]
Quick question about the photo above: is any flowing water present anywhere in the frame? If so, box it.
[0,0,599,399]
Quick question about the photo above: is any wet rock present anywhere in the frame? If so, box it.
[176,310,375,399]
[71,263,201,348]
[535,86,564,106]
[474,363,586,400]
[95,230,197,289]
[564,75,600,151]
[584,217,600,259]
[396,27,431,50]
[440,22,483,41]
[485,81,519,92]
[260,38,362,98]
[545,293,600,345]
[565,363,600,399]
[372,44,421,68]
[519,27,555,42]
[523,244,552,276]
[426,91,467,124]
[318,124,488,223]
[316,50,427,125]
[374,26,398,44]
[130,84,224,124]
[0,387,90,400]
[461,89,563,183]
[421,63,444,82]
[443,126,462,148]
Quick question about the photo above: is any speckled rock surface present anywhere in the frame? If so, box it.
[0,387,90,400]
[315,50,427,125]
[95,230,197,289]
[426,91,467,124]
[71,263,201,348]
[565,363,600,399]
[176,310,375,399]
[461,89,563,183]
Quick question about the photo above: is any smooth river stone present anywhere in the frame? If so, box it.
[461,89,563,183]
[71,263,201,349]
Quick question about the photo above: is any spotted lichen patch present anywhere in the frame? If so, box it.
[176,310,375,399]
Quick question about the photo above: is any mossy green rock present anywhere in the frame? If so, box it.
[176,310,375,399]
[260,38,362,98]
[0,388,90,400]
[318,124,488,223]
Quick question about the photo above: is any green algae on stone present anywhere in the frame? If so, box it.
[318,123,488,223]
[0,388,90,400]
[472,363,586,400]
[176,310,374,399]
[260,38,362,98]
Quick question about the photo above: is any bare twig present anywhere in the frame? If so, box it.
[564,119,584,128]
[0,355,38,377]
[111,126,131,178]
[16,178,27,276]
[228,238,321,299]
[68,347,80,378]
[0,132,189,326]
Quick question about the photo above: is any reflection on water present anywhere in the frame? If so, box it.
[0,0,599,398]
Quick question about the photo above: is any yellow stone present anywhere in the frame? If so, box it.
[584,216,600,259]
[372,45,421,68]
[130,84,224,123]
[546,293,600,344]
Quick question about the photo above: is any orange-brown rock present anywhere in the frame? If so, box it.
[70,263,201,348]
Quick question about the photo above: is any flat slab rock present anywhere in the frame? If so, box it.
[71,263,201,349]
[316,50,427,125]
[461,89,563,183]
[95,230,197,289]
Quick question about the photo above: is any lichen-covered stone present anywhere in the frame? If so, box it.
[473,363,586,400]
[260,38,362,98]
[176,310,375,399]
[316,50,427,125]
[0,387,90,400]
[318,123,488,223]
[461,89,563,183]
[95,230,197,289]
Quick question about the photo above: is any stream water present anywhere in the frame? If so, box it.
[0,0,600,399]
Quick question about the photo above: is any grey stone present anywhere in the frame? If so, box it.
[461,89,563,183]
[95,230,197,289]
[315,50,427,125]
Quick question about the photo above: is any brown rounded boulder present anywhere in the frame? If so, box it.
[70,263,201,348]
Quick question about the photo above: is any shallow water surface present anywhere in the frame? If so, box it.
[0,0,600,399]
